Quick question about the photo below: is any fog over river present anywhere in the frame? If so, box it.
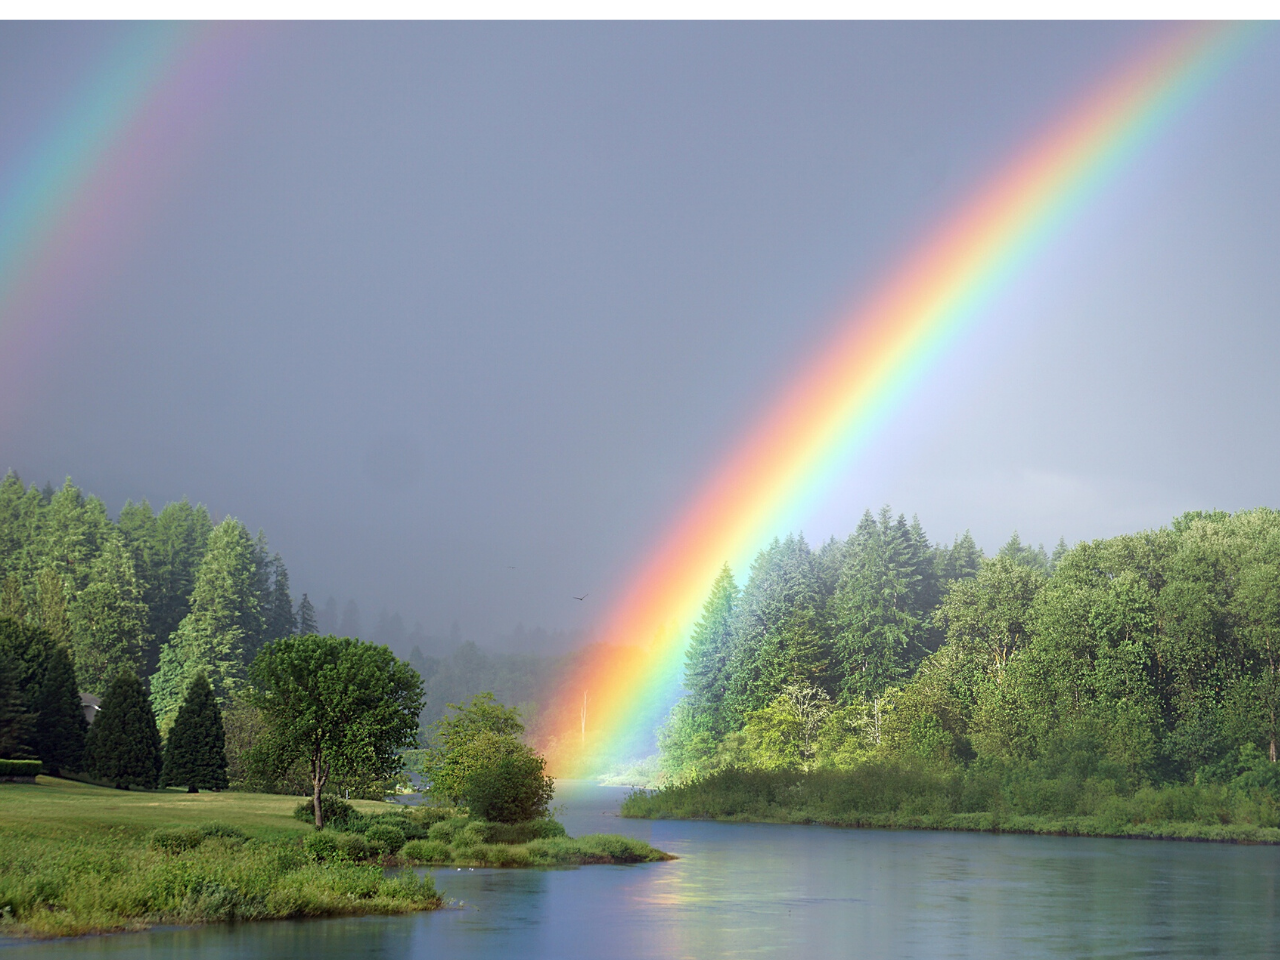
[4,782,1278,959]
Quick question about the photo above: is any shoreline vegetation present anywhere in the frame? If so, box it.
[0,778,669,940]
[619,765,1280,844]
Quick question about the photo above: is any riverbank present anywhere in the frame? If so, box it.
[620,765,1280,844]
[0,777,438,939]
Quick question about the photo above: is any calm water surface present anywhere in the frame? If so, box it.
[5,781,1279,959]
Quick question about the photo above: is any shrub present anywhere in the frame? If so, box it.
[149,827,205,853]
[479,819,567,844]
[198,822,248,842]
[364,823,406,855]
[333,832,370,860]
[408,805,462,827]
[459,733,555,823]
[426,816,472,844]
[302,831,340,862]
[293,796,356,829]
[0,759,42,777]
[401,839,452,864]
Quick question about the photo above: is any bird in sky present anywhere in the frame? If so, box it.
[573,594,588,601]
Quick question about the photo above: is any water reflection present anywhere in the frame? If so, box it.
[4,782,1279,958]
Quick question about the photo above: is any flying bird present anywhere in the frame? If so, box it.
[573,594,588,601]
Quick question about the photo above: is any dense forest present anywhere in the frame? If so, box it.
[0,473,307,730]
[660,505,1280,791]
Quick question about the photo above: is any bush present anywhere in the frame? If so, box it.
[197,822,248,842]
[149,827,206,853]
[408,805,462,827]
[333,832,370,860]
[426,816,472,844]
[303,831,340,862]
[0,759,42,778]
[459,734,555,823]
[479,819,567,844]
[293,796,356,829]
[401,839,451,864]
[364,823,406,855]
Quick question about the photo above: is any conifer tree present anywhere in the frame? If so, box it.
[35,644,87,774]
[68,533,151,695]
[296,594,318,634]
[0,576,26,620]
[41,479,110,592]
[263,554,296,643]
[150,518,263,728]
[939,530,984,583]
[160,672,229,792]
[84,669,162,789]
[141,499,214,670]
[34,567,70,647]
[0,618,55,716]
[0,657,34,759]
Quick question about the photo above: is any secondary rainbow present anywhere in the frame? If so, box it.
[541,23,1257,776]
[0,23,252,427]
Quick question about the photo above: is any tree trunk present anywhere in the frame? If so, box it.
[312,752,328,828]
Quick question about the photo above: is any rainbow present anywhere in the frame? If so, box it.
[542,23,1258,776]
[0,23,252,424]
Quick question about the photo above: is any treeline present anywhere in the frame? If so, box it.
[662,505,1280,793]
[0,471,316,766]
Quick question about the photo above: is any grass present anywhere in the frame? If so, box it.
[0,777,439,939]
[621,764,1280,844]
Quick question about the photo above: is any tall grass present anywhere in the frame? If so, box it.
[621,761,1280,843]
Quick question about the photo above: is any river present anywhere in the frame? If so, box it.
[5,781,1279,958]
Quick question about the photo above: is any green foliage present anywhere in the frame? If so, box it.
[151,519,264,729]
[363,822,406,854]
[420,692,526,802]
[0,652,35,760]
[83,669,163,789]
[656,506,1280,835]
[296,593,318,634]
[67,532,151,695]
[293,795,357,829]
[251,634,424,827]
[458,732,556,823]
[34,643,87,774]
[160,672,230,792]
[0,759,42,776]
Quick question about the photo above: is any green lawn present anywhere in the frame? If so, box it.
[0,778,438,939]
[0,776,386,841]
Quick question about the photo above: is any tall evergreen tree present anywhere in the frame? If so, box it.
[34,567,70,647]
[0,655,34,760]
[682,564,739,733]
[150,518,263,728]
[141,499,214,670]
[0,617,55,717]
[296,593,318,634]
[68,532,151,695]
[263,553,296,644]
[0,576,26,620]
[724,535,830,724]
[84,669,162,789]
[160,672,229,792]
[939,530,984,583]
[998,531,1051,574]
[34,644,87,774]
[830,507,928,705]
[40,479,109,593]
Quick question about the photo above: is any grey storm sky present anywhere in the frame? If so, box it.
[1,22,1278,653]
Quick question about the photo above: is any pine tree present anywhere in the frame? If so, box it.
[160,673,229,792]
[263,553,296,645]
[40,479,110,593]
[0,617,55,717]
[141,499,214,670]
[296,594,318,634]
[34,567,70,646]
[1,576,26,621]
[939,530,984,583]
[1049,536,1070,573]
[84,669,162,789]
[682,564,739,733]
[34,645,87,774]
[68,533,151,695]
[150,518,263,728]
[0,656,35,760]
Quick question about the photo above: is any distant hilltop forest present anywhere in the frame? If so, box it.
[660,505,1280,789]
[0,472,575,744]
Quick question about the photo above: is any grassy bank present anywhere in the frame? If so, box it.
[0,778,439,939]
[620,764,1280,844]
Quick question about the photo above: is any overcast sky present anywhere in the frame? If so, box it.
[1,22,1277,653]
